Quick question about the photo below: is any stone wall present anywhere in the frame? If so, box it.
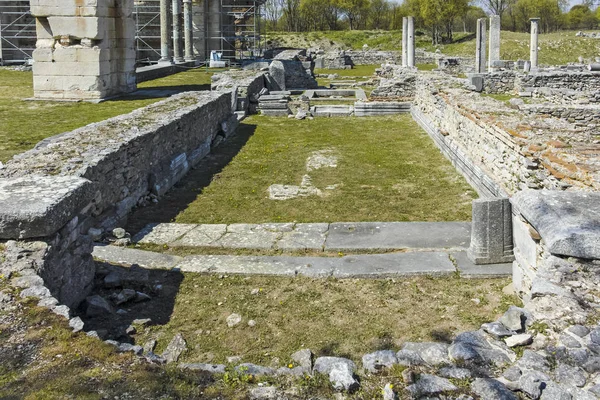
[0,91,235,306]
[30,0,137,100]
[517,70,600,92]
[483,71,518,94]
[315,50,439,69]
[211,70,266,113]
[520,104,600,122]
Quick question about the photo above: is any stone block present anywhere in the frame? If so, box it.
[511,190,600,259]
[33,60,112,76]
[468,197,515,265]
[46,16,114,40]
[32,48,53,62]
[0,176,94,239]
[468,74,485,92]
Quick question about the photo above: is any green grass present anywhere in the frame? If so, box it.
[268,29,600,66]
[136,274,518,366]
[0,67,218,163]
[173,115,476,224]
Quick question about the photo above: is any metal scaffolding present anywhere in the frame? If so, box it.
[0,0,35,65]
[0,0,265,66]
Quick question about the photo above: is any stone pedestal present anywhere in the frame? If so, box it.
[488,15,501,70]
[407,16,415,68]
[475,18,487,74]
[402,17,408,67]
[530,18,540,71]
[31,0,137,100]
[468,198,515,265]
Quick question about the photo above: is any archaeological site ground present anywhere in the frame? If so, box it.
[1,1,600,399]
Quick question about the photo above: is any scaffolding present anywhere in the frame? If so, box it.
[0,0,265,66]
[0,0,35,65]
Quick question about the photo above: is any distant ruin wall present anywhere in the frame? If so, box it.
[482,70,600,95]
[0,91,235,307]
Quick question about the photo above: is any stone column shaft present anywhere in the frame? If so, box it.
[475,18,487,74]
[159,0,171,63]
[530,18,540,70]
[407,16,415,68]
[173,0,184,62]
[488,15,501,70]
[468,198,515,265]
[184,0,194,61]
[402,17,408,67]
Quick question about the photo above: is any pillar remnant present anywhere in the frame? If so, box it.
[30,0,136,100]
[172,0,184,62]
[402,17,408,67]
[407,16,415,68]
[468,198,515,265]
[183,0,194,61]
[159,0,171,63]
[530,18,540,71]
[488,15,501,70]
[475,18,487,73]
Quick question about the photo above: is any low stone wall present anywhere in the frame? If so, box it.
[517,70,600,92]
[316,50,438,69]
[136,62,197,83]
[511,190,600,329]
[520,103,600,122]
[483,71,518,94]
[211,70,266,113]
[0,91,235,307]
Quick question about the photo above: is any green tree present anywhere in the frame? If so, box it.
[339,0,370,30]
[567,4,597,29]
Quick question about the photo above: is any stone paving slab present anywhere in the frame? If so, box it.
[175,252,456,278]
[92,245,182,270]
[324,222,471,251]
[92,245,510,279]
[133,221,472,252]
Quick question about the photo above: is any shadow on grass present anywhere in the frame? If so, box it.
[76,262,185,344]
[125,123,258,235]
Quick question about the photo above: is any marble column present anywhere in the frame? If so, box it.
[475,18,487,73]
[407,16,415,68]
[488,15,500,70]
[159,0,171,63]
[173,0,184,63]
[183,0,194,61]
[402,17,408,67]
[530,18,540,70]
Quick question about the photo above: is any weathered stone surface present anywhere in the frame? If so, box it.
[291,349,313,370]
[555,363,586,387]
[226,313,242,327]
[235,363,274,376]
[249,386,278,400]
[505,334,533,347]
[329,362,359,392]
[268,60,317,91]
[468,197,515,265]
[482,322,514,338]
[406,374,457,397]
[313,357,356,375]
[396,349,425,366]
[362,350,398,373]
[449,330,514,366]
[85,295,113,317]
[162,333,187,364]
[0,176,93,239]
[438,367,472,379]
[178,363,226,374]
[511,190,600,259]
[471,378,517,400]
[402,342,450,366]
[500,307,526,332]
[518,371,551,400]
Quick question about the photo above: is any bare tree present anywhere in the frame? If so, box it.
[264,0,285,30]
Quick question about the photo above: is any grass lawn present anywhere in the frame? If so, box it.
[0,67,218,163]
[162,115,476,225]
[0,271,519,399]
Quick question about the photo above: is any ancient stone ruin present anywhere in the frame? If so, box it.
[2,11,600,399]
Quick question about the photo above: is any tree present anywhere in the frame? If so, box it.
[264,0,285,31]
[338,0,370,30]
[567,4,597,30]
[369,0,391,30]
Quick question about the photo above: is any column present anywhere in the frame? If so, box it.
[475,18,486,73]
[159,0,171,63]
[488,15,500,70]
[183,0,194,61]
[172,0,184,63]
[402,17,407,67]
[407,16,415,68]
[530,18,540,71]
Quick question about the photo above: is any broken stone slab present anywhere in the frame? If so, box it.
[178,363,226,374]
[276,223,329,251]
[402,342,451,366]
[406,374,457,397]
[471,378,518,400]
[132,223,197,244]
[362,350,398,373]
[162,333,187,364]
[511,190,600,259]
[0,175,93,239]
[452,251,512,278]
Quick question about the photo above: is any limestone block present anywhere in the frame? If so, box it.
[31,5,116,18]
[511,190,600,259]
[46,16,114,40]
[468,197,515,264]
[0,176,94,239]
[76,47,111,63]
[52,46,78,62]
[32,48,53,62]
[35,19,54,39]
[33,61,112,77]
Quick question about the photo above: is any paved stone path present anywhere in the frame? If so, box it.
[132,222,472,252]
[92,246,511,278]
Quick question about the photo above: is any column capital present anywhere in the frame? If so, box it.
[529,18,540,22]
